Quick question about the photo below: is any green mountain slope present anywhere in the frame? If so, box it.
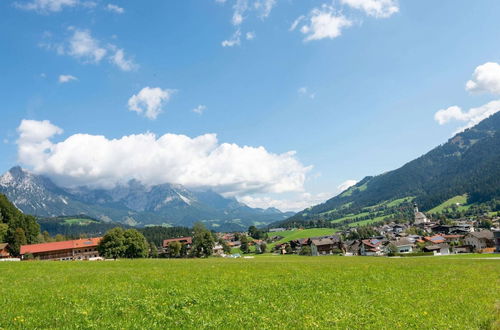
[280,112,500,227]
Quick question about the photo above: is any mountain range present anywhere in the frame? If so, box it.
[276,112,500,228]
[0,167,293,231]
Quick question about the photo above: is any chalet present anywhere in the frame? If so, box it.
[393,238,414,254]
[423,243,450,255]
[310,237,338,256]
[424,235,446,245]
[162,237,193,249]
[269,228,286,233]
[442,234,463,244]
[343,240,361,256]
[464,231,494,251]
[213,244,224,256]
[20,238,101,261]
[0,243,11,259]
[228,241,241,248]
[494,229,500,253]
[361,238,384,256]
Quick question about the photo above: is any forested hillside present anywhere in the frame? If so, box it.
[0,194,40,255]
[278,112,500,227]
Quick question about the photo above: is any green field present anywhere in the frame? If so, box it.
[268,228,337,249]
[428,194,469,213]
[63,218,99,225]
[0,256,498,329]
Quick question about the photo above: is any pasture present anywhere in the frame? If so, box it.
[0,256,498,329]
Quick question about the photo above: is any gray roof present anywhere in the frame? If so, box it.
[311,237,336,246]
[467,230,493,239]
[394,238,413,247]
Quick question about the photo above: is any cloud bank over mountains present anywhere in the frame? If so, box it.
[16,120,311,198]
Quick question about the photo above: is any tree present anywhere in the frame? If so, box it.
[123,229,148,258]
[386,243,397,256]
[42,231,52,243]
[0,223,8,243]
[259,242,267,254]
[299,245,312,256]
[168,241,182,258]
[54,234,65,242]
[180,242,189,258]
[149,242,159,258]
[98,227,126,259]
[239,235,250,254]
[219,239,231,254]
[10,228,27,256]
[190,222,215,258]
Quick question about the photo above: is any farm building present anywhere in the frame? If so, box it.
[162,237,193,248]
[20,238,102,261]
[464,231,494,251]
[0,243,11,259]
[310,236,342,256]
[393,238,414,254]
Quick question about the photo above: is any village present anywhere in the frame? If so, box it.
[1,204,499,261]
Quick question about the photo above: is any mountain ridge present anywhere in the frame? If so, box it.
[0,167,294,231]
[276,112,500,227]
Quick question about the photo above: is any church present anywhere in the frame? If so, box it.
[413,203,430,225]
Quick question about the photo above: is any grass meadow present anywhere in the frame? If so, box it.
[0,256,498,329]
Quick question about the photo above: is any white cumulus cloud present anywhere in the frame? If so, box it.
[17,120,64,168]
[465,62,500,95]
[238,192,331,212]
[58,74,77,83]
[42,28,136,71]
[106,3,124,14]
[128,87,176,120]
[67,29,107,63]
[434,100,500,133]
[337,179,358,192]
[109,47,137,71]
[222,29,241,47]
[298,86,315,99]
[15,0,79,12]
[296,5,353,42]
[192,105,207,115]
[340,0,399,18]
[246,31,255,40]
[16,120,311,197]
[221,0,276,47]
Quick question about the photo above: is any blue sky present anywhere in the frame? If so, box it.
[2,0,500,211]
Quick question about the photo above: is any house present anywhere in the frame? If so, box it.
[393,224,406,234]
[20,238,102,261]
[424,235,446,245]
[0,243,11,259]
[494,229,500,253]
[343,240,361,256]
[393,238,414,254]
[361,238,384,256]
[423,243,450,255]
[269,228,286,233]
[464,231,494,251]
[310,237,338,256]
[212,244,224,256]
[162,237,193,249]
[228,240,241,249]
[442,234,463,244]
